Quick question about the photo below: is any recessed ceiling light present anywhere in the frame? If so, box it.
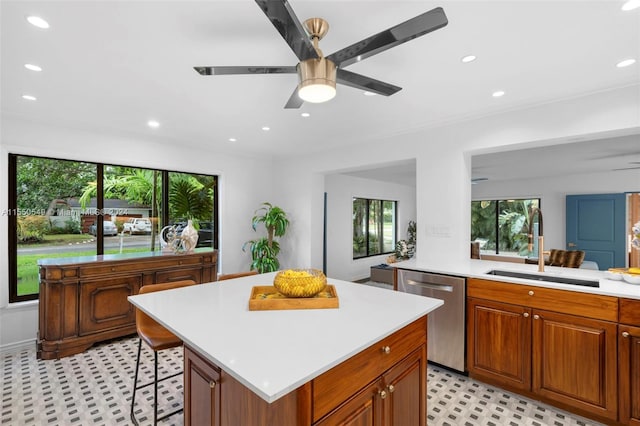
[301,112,310,118]
[26,16,49,29]
[22,94,37,101]
[616,58,636,68]
[461,55,477,63]
[622,0,640,11]
[363,91,377,96]
[492,90,505,98]
[262,126,270,131]
[24,63,42,72]
[147,120,160,128]
[229,138,237,142]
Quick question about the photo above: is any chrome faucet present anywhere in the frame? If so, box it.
[528,207,544,272]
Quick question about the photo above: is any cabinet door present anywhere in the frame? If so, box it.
[383,346,426,426]
[619,325,640,426]
[184,346,220,426]
[467,298,532,391]
[314,379,382,426]
[79,275,141,335]
[532,309,617,421]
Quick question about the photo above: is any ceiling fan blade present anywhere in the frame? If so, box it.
[254,0,319,61]
[336,69,401,96]
[327,7,448,68]
[194,66,296,76]
[284,87,304,109]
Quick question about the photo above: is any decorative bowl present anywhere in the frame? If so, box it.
[623,273,640,285]
[273,268,327,298]
[604,270,624,281]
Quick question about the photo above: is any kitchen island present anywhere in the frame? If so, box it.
[128,272,443,426]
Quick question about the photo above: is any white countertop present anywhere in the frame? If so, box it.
[392,258,640,300]
[128,272,443,403]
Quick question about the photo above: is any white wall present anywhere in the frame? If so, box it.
[472,168,640,251]
[324,173,416,281]
[0,117,273,350]
[274,85,639,271]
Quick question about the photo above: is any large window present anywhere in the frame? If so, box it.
[471,198,540,256]
[8,154,218,303]
[353,198,397,259]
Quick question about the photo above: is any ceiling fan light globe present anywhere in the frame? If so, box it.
[298,83,336,103]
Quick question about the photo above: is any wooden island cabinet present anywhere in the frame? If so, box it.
[183,316,428,426]
[37,249,217,359]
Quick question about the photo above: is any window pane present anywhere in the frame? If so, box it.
[368,200,381,255]
[16,157,97,297]
[168,172,216,249]
[382,201,396,253]
[498,199,540,255]
[471,200,497,253]
[353,198,367,258]
[100,166,161,254]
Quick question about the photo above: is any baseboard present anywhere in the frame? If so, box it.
[0,338,36,355]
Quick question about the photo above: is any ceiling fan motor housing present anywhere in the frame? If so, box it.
[297,57,337,103]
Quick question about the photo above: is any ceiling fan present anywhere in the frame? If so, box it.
[194,0,448,108]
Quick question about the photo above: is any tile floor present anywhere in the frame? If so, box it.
[0,335,605,426]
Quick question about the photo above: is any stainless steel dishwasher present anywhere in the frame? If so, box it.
[397,269,466,373]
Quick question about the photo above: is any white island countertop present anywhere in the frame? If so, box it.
[128,272,443,403]
[392,258,640,300]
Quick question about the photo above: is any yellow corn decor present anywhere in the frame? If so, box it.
[629,267,640,275]
[273,268,327,298]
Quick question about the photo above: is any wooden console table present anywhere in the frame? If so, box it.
[37,249,217,359]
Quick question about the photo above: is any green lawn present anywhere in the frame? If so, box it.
[17,246,151,296]
[18,233,94,248]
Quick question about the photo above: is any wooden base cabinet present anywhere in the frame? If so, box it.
[532,309,617,420]
[183,316,428,426]
[38,250,217,359]
[467,279,619,423]
[467,298,531,392]
[620,298,640,426]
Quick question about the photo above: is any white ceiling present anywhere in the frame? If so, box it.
[1,0,639,175]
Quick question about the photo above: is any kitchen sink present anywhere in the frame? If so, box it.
[486,270,599,288]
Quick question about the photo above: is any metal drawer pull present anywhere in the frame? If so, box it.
[382,346,391,354]
[209,380,216,389]
[622,331,630,338]
[528,290,534,296]
[388,384,395,393]
[533,314,540,320]
[406,279,453,292]
[523,312,529,318]
[379,390,387,399]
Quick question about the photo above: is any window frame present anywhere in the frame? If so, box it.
[353,197,397,259]
[8,153,218,303]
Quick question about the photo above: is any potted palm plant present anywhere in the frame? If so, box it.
[243,202,290,273]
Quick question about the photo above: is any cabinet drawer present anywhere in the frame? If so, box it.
[80,255,203,277]
[155,267,203,284]
[619,298,640,325]
[467,278,618,322]
[312,316,426,422]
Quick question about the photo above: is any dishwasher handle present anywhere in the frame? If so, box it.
[406,279,453,292]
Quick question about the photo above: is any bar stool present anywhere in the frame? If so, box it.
[217,270,258,281]
[130,280,196,426]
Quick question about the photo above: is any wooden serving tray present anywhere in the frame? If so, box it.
[248,285,339,311]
